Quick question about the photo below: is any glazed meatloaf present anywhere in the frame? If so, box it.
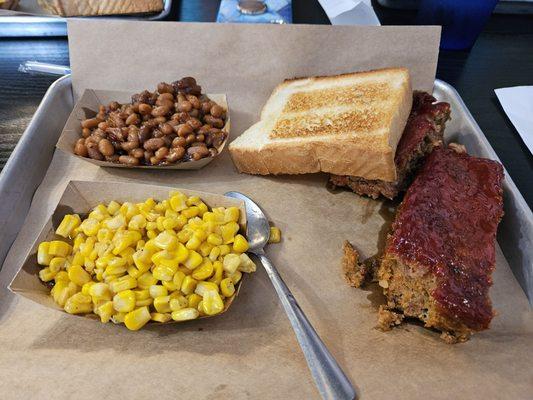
[329,91,451,199]
[378,147,504,342]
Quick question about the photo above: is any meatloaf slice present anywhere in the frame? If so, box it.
[378,147,504,342]
[329,91,451,199]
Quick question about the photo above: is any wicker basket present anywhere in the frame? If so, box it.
[36,0,163,17]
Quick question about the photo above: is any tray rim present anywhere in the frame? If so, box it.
[0,75,531,304]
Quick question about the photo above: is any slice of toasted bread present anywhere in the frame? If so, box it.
[229,68,412,181]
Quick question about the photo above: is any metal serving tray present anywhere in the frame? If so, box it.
[0,0,172,37]
[0,76,531,302]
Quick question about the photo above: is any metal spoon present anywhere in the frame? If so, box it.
[225,191,356,400]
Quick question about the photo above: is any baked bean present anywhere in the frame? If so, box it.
[106,155,120,163]
[172,136,187,148]
[209,148,218,157]
[195,134,205,142]
[151,105,170,117]
[158,93,174,102]
[176,124,193,137]
[157,82,174,94]
[154,116,167,124]
[98,139,114,157]
[167,146,185,162]
[138,126,152,143]
[98,121,109,131]
[81,118,100,129]
[186,118,202,130]
[203,115,224,128]
[177,112,190,123]
[152,129,164,138]
[121,140,139,151]
[201,101,213,114]
[210,104,224,118]
[189,109,199,118]
[108,101,120,111]
[177,101,192,113]
[187,95,201,109]
[185,134,196,145]
[143,138,165,151]
[161,123,174,135]
[82,128,91,138]
[155,147,169,160]
[132,103,140,113]
[130,148,144,159]
[74,139,88,157]
[157,99,174,110]
[138,103,152,115]
[119,155,140,166]
[150,156,160,165]
[126,113,140,126]
[87,146,104,161]
[144,150,154,163]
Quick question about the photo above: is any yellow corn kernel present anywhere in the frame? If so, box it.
[153,231,177,251]
[177,228,192,243]
[153,295,171,313]
[106,255,128,272]
[162,280,178,291]
[54,270,69,282]
[110,275,137,293]
[134,289,150,300]
[128,214,147,231]
[204,221,217,234]
[185,196,201,206]
[195,281,219,297]
[223,253,240,274]
[170,192,188,211]
[198,242,213,258]
[89,282,112,300]
[160,216,177,231]
[113,290,136,313]
[73,234,85,252]
[79,237,95,257]
[49,257,67,273]
[169,295,188,311]
[267,226,281,243]
[71,251,85,266]
[178,266,192,276]
[136,298,153,307]
[220,222,239,244]
[80,218,100,236]
[136,240,146,251]
[218,244,231,256]
[238,253,257,273]
[209,246,221,262]
[146,221,158,231]
[224,207,240,223]
[197,300,206,316]
[120,247,135,266]
[138,271,158,289]
[67,265,91,286]
[152,265,176,282]
[39,267,55,282]
[151,312,171,323]
[232,234,249,253]
[185,235,201,250]
[111,312,126,324]
[51,280,67,306]
[202,290,224,316]
[220,278,236,297]
[132,250,151,273]
[184,250,203,270]
[197,202,208,216]
[124,306,151,331]
[126,266,141,279]
[104,274,118,284]
[180,276,197,295]
[208,261,224,284]
[144,197,156,209]
[228,270,242,285]
[206,233,223,246]
[107,200,121,215]
[49,240,72,257]
[182,206,200,219]
[149,285,168,298]
[173,270,186,289]
[187,217,203,229]
[156,216,165,232]
[171,308,199,322]
[186,293,202,309]
[105,214,127,230]
[165,209,178,218]
[64,293,92,314]
[192,259,213,280]
[96,300,114,323]
[56,214,81,238]
[81,281,95,296]
[84,258,95,272]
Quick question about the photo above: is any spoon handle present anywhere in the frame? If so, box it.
[255,252,356,400]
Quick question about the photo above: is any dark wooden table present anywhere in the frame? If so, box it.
[1,0,532,208]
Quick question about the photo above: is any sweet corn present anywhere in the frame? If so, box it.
[151,312,171,323]
[124,307,151,331]
[269,226,281,243]
[169,295,188,311]
[56,214,81,238]
[153,295,171,313]
[113,290,136,313]
[192,259,213,281]
[223,253,241,274]
[181,276,197,295]
[171,308,199,321]
[220,278,236,297]
[37,190,257,330]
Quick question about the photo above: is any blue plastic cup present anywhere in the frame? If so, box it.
[416,0,499,50]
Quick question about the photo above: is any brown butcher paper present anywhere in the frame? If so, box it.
[0,20,531,400]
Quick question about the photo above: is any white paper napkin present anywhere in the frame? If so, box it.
[318,0,380,26]
[495,86,533,154]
